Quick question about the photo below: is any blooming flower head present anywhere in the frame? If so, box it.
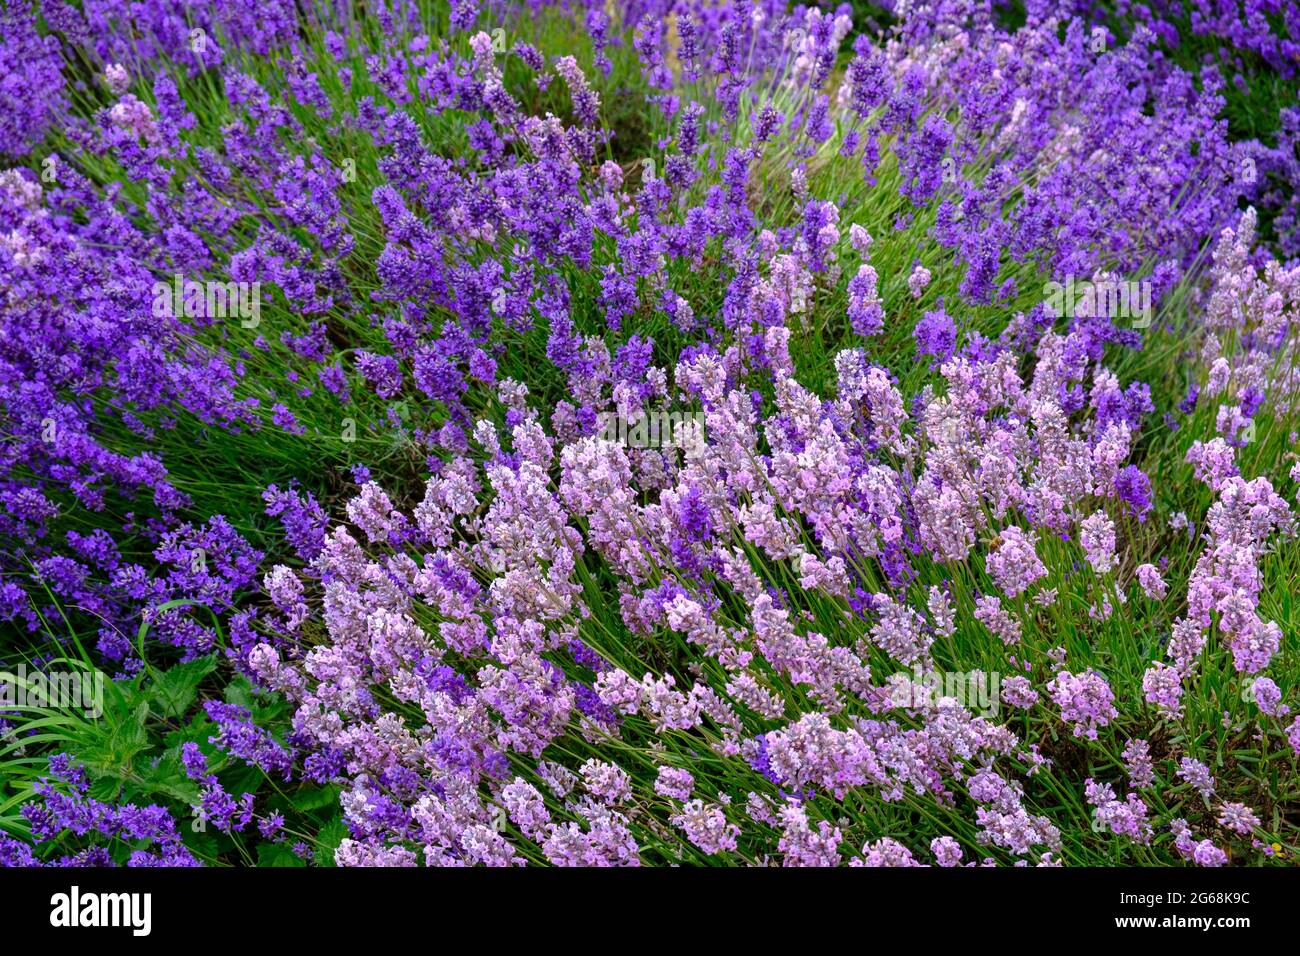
[1142,662,1183,720]
[985,526,1047,598]
[1047,670,1117,739]
[1247,677,1287,716]
[1079,511,1117,574]
[908,262,932,298]
[1177,758,1216,800]
[104,63,130,95]
[1135,563,1166,600]
[1216,802,1260,835]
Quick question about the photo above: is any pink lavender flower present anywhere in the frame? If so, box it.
[848,224,873,255]
[1192,842,1229,867]
[1171,819,1228,866]
[263,565,307,630]
[1185,438,1239,490]
[1085,779,1153,844]
[1142,662,1184,719]
[908,262,932,298]
[1000,675,1039,710]
[985,526,1047,597]
[854,838,921,866]
[1217,802,1260,835]
[1122,739,1155,789]
[1248,677,1288,716]
[1168,617,1208,675]
[777,804,842,867]
[107,94,159,145]
[0,169,41,210]
[654,767,694,801]
[930,836,963,866]
[1177,757,1216,799]
[500,779,551,840]
[1047,670,1118,739]
[537,761,577,800]
[927,585,956,638]
[974,595,1022,645]
[1228,619,1283,676]
[104,63,130,95]
[553,56,600,127]
[1135,563,1167,599]
[671,800,739,855]
[344,481,403,543]
[580,759,632,805]
[1079,511,1117,574]
[541,817,641,867]
[869,592,933,664]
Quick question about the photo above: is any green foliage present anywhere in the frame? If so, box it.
[4,1,1298,868]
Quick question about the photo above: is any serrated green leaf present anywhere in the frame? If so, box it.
[164,717,218,750]
[75,693,151,782]
[287,784,340,813]
[258,842,307,867]
[149,655,217,719]
[133,745,202,804]
[314,817,348,867]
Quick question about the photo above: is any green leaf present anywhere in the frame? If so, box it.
[75,692,151,782]
[222,763,266,799]
[149,655,217,719]
[164,717,218,751]
[223,675,259,712]
[133,745,202,804]
[287,785,341,814]
[258,842,307,867]
[221,674,289,724]
[314,817,348,867]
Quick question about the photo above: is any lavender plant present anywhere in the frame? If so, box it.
[1,0,1298,867]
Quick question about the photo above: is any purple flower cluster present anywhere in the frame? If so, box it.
[1,0,1297,870]
[3,755,200,866]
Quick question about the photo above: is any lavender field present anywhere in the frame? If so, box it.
[1,0,1299,869]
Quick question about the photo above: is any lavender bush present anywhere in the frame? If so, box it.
[0,0,1298,867]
